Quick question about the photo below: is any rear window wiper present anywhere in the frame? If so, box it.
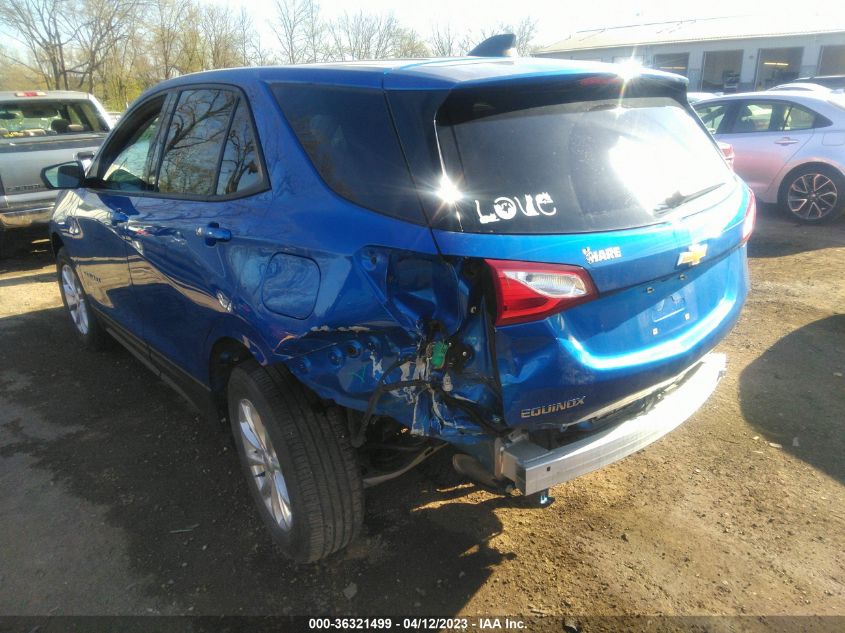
[653,183,725,214]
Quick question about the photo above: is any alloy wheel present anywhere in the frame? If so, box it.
[61,264,90,335]
[787,173,838,221]
[237,398,293,531]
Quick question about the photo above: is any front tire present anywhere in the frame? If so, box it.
[56,248,108,350]
[227,362,364,562]
[780,165,845,223]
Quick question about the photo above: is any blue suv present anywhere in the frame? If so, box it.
[44,57,753,562]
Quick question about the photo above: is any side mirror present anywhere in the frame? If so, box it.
[41,161,85,189]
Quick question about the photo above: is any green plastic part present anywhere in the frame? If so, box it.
[431,341,448,369]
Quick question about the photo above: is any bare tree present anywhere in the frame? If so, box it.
[395,29,429,59]
[0,0,78,89]
[175,3,204,75]
[200,4,239,70]
[512,17,539,55]
[477,17,538,56]
[148,0,191,81]
[275,0,323,64]
[327,11,408,61]
[429,22,468,57]
[96,21,144,108]
[0,42,46,89]
[73,0,142,92]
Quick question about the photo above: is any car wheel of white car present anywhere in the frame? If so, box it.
[56,248,108,350]
[227,361,364,562]
[782,165,845,223]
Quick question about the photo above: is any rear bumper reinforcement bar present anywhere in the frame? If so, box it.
[498,353,727,495]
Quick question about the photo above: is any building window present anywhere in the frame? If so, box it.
[701,50,742,92]
[652,53,689,77]
[613,55,643,65]
[819,45,845,75]
[755,47,802,90]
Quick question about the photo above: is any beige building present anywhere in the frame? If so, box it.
[535,15,845,92]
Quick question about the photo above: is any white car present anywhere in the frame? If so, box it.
[694,91,845,223]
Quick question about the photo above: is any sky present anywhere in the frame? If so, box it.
[214,0,845,50]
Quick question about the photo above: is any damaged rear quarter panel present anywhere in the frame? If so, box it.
[227,86,503,446]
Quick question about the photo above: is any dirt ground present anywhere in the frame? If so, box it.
[0,206,843,627]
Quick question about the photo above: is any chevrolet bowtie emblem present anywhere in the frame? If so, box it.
[677,243,708,267]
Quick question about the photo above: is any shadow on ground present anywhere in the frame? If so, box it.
[739,314,845,484]
[0,305,518,615]
[747,204,845,259]
[0,230,53,272]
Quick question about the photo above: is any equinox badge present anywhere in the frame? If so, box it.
[677,243,708,267]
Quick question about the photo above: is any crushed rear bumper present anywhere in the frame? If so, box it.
[497,353,727,495]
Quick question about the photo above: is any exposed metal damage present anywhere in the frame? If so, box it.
[271,248,506,481]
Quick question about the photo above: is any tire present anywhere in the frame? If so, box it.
[56,248,108,350]
[227,361,364,562]
[780,165,845,224]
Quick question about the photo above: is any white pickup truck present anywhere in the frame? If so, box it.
[0,90,112,257]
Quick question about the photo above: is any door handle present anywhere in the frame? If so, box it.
[196,224,232,243]
[110,209,129,224]
[775,137,799,145]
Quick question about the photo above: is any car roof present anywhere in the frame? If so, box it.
[769,82,831,91]
[694,90,836,103]
[148,57,685,93]
[0,90,93,101]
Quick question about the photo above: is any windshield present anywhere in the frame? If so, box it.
[0,99,109,141]
[435,94,733,234]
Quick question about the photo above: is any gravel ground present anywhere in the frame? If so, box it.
[0,206,843,627]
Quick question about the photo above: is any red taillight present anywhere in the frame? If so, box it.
[742,190,756,243]
[486,259,598,326]
[14,91,46,97]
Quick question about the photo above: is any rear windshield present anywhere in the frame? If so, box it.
[0,99,109,141]
[272,84,424,224]
[435,94,733,234]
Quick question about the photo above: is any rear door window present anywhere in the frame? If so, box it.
[435,94,733,234]
[730,102,783,133]
[158,89,236,195]
[216,99,263,195]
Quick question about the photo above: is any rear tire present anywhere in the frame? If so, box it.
[227,362,364,562]
[56,248,108,350]
[780,165,845,223]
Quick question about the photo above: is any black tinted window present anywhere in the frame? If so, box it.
[272,84,423,223]
[216,99,262,195]
[158,89,236,195]
[436,94,733,234]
